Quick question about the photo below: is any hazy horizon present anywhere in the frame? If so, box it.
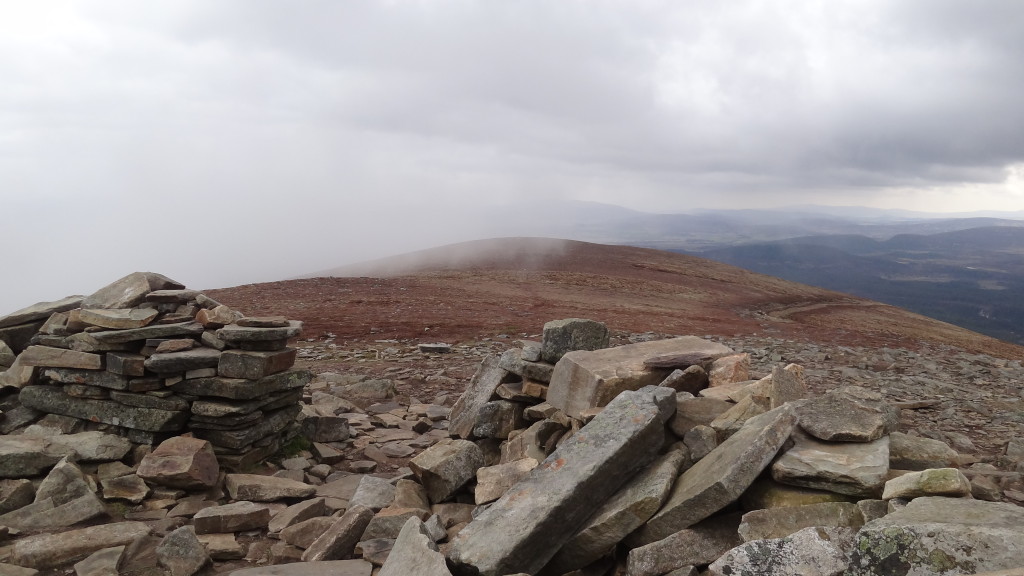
[2,2,1023,313]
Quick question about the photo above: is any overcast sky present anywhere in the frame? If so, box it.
[2,1,1024,312]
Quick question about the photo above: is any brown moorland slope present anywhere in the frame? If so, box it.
[206,238,1024,359]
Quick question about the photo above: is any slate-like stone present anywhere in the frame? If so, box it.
[110,390,189,411]
[547,336,732,419]
[225,474,315,502]
[156,526,210,576]
[888,432,959,471]
[19,385,188,432]
[42,367,129,389]
[144,347,221,374]
[475,458,538,505]
[193,404,300,449]
[626,513,743,576]
[659,365,709,395]
[448,356,511,439]
[137,436,220,489]
[78,308,159,330]
[471,399,527,439]
[448,386,676,576]
[82,272,184,309]
[709,526,856,576]
[707,353,750,387]
[0,295,83,329]
[545,449,686,574]
[226,560,373,575]
[217,321,302,343]
[281,517,336,549]
[847,497,1024,575]
[11,521,151,569]
[379,517,452,576]
[171,369,311,400]
[48,431,133,462]
[106,352,146,376]
[197,533,246,560]
[218,349,296,380]
[193,501,271,534]
[0,479,35,515]
[19,345,103,370]
[102,474,151,504]
[350,475,397,511]
[634,404,797,545]
[765,363,807,409]
[498,348,555,383]
[0,320,46,354]
[772,431,889,497]
[89,322,204,344]
[0,435,77,478]
[301,504,374,561]
[540,318,610,364]
[361,507,431,541]
[268,497,327,535]
[408,438,481,503]
[797,386,899,442]
[740,476,855,510]
[881,468,972,500]
[738,501,865,542]
[73,546,124,576]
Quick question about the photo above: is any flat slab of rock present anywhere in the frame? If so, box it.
[171,369,311,400]
[881,468,972,500]
[0,295,83,329]
[547,336,732,419]
[771,431,889,497]
[225,474,315,502]
[217,321,303,343]
[90,322,204,344]
[634,405,797,545]
[78,308,158,330]
[545,449,686,574]
[144,348,222,374]
[218,349,297,380]
[82,272,184,309]
[193,501,271,534]
[11,521,151,569]
[888,432,959,470]
[847,497,1024,575]
[475,458,538,505]
[19,386,188,432]
[448,386,675,576]
[738,501,865,542]
[19,346,103,370]
[709,526,857,576]
[301,505,374,562]
[48,431,132,462]
[796,386,898,442]
[448,356,509,439]
[138,436,220,489]
[227,560,372,575]
[627,513,743,576]
[0,435,77,478]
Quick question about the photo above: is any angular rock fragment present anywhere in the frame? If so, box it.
[709,526,856,576]
[475,458,538,505]
[193,501,270,534]
[772,430,889,497]
[82,272,184,309]
[225,474,315,502]
[796,386,898,442]
[137,436,220,489]
[269,497,327,535]
[361,507,431,540]
[19,386,188,432]
[881,468,972,500]
[626,513,743,576]
[77,308,158,330]
[0,295,83,329]
[410,439,484,504]
[379,517,452,576]
[635,405,797,545]
[448,356,511,439]
[888,432,959,471]
[301,504,374,562]
[540,318,610,364]
[350,475,397,511]
[707,353,750,387]
[847,497,1024,575]
[218,349,297,380]
[0,435,76,478]
[548,336,731,419]
[144,347,221,374]
[18,345,103,370]
[738,502,864,542]
[448,386,675,576]
[11,521,151,569]
[156,526,210,576]
[471,399,526,439]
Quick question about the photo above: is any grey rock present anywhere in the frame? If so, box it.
[350,475,397,511]
[448,386,676,576]
[540,318,610,364]
[410,439,484,504]
[0,435,77,478]
[41,367,129,389]
[0,320,46,355]
[48,431,133,462]
[708,526,856,576]
[361,507,430,540]
[19,345,103,370]
[683,425,717,460]
[218,349,297,380]
[626,513,743,576]
[448,356,511,440]
[137,436,220,489]
[847,497,1024,575]
[669,396,733,437]
[772,430,889,497]
[0,492,106,532]
[226,560,372,575]
[709,394,769,439]
[0,340,15,368]
[471,399,527,439]
[73,546,123,576]
[881,468,972,500]
[144,347,221,374]
[0,479,35,515]
[0,295,83,329]
[19,385,188,432]
[35,457,92,505]
[301,504,374,561]
[393,479,431,512]
[738,502,865,542]
[156,526,210,576]
[659,365,708,395]
[225,474,315,502]
[280,517,335,549]
[268,497,327,535]
[765,363,807,409]
[171,369,311,400]
[546,450,686,574]
[475,458,538,505]
[193,501,271,534]
[548,336,731,419]
[796,385,898,442]
[110,390,189,411]
[0,354,38,389]
[77,307,158,330]
[498,348,555,383]
[10,521,151,569]
[634,404,797,545]
[216,321,303,343]
[89,321,204,344]
[101,474,150,504]
[192,404,300,449]
[500,419,566,463]
[379,517,452,576]
[888,432,959,470]
[81,272,184,309]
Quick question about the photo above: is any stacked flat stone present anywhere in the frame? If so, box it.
[0,272,308,469]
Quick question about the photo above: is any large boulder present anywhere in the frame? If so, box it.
[540,318,610,364]
[633,404,797,545]
[447,386,676,576]
[771,430,889,497]
[847,497,1024,575]
[795,386,899,442]
[547,337,732,419]
[410,439,484,504]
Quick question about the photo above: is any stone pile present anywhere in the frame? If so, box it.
[0,272,309,469]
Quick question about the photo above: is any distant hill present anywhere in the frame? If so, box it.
[209,238,1024,359]
[692,226,1024,344]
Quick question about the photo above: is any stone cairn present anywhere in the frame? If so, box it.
[0,271,309,470]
